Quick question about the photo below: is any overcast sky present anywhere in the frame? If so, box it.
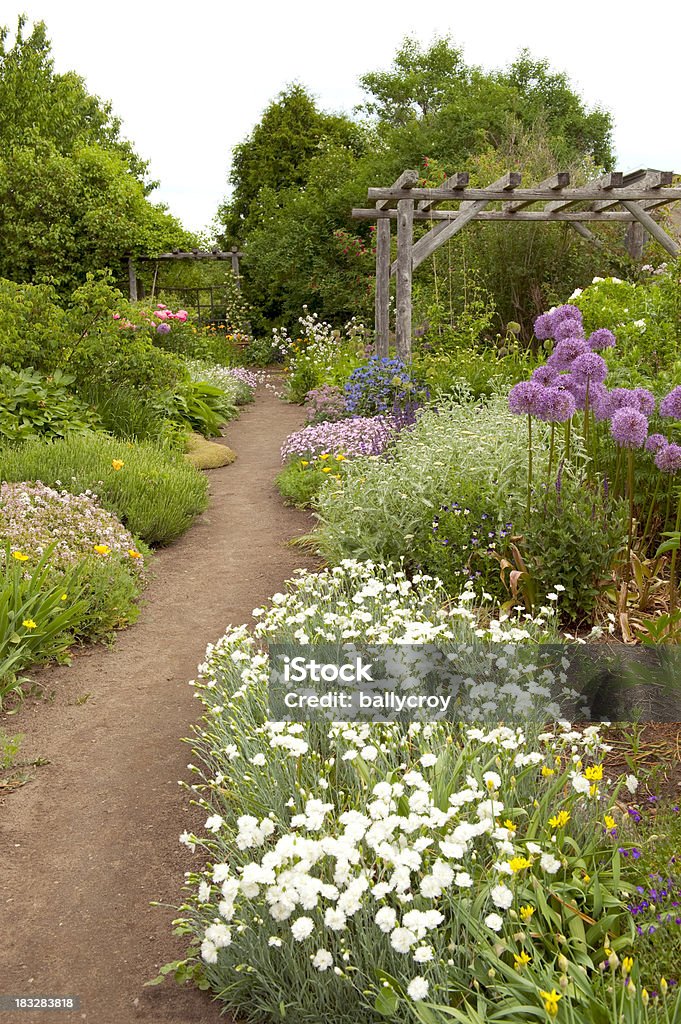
[4,0,680,236]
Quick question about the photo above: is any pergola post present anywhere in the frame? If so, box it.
[230,246,243,290]
[396,196,414,361]
[128,257,138,302]
[374,218,391,357]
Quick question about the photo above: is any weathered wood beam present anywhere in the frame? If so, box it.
[376,169,419,210]
[543,171,624,213]
[374,218,391,356]
[395,196,414,360]
[352,209,639,222]
[365,185,681,205]
[417,171,469,211]
[128,257,138,302]
[619,201,680,256]
[592,170,673,212]
[504,172,569,212]
[407,172,521,273]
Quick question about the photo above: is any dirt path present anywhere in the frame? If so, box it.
[1,383,317,1024]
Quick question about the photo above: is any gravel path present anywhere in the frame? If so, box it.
[2,383,317,1024]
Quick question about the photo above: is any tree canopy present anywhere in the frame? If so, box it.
[0,16,193,292]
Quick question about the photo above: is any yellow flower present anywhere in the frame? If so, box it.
[539,988,562,1017]
[661,978,668,996]
[548,810,571,829]
[508,856,532,873]
[590,783,599,798]
[111,459,125,471]
[514,951,531,971]
[22,619,37,629]
[322,467,332,473]
[335,454,346,461]
[585,764,603,781]
[300,460,309,467]
[622,957,634,977]
[94,544,111,555]
[503,819,517,833]
[519,905,535,922]
[541,766,555,777]
[128,549,142,559]
[319,453,330,460]
[604,814,616,830]
[12,550,29,561]
[642,988,649,1006]
[582,871,591,883]
[61,593,68,601]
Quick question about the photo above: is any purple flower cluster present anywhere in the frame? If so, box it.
[610,408,649,449]
[281,415,399,462]
[303,385,348,424]
[533,303,617,352]
[226,367,259,390]
[627,872,681,938]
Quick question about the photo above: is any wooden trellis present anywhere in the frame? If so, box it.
[127,246,243,302]
[352,168,681,361]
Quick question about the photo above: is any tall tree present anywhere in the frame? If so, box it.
[0,17,192,290]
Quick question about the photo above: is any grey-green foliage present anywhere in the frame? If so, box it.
[314,396,550,564]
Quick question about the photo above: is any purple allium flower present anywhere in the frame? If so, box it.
[632,388,656,416]
[611,408,649,449]
[156,322,171,334]
[646,433,669,454]
[554,304,583,323]
[547,337,590,370]
[508,380,546,416]
[588,328,616,350]
[655,443,681,473]
[660,386,681,419]
[531,364,560,387]
[535,387,576,423]
[563,377,607,412]
[605,388,641,418]
[553,320,586,342]
[534,312,555,340]
[571,352,608,385]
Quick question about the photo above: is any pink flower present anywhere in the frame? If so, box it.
[112,312,121,320]
[175,310,188,322]
[156,303,167,309]
[154,309,170,320]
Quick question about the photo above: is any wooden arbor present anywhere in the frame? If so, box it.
[352,169,681,361]
[127,246,243,301]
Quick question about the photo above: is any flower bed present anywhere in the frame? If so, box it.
[281,416,399,462]
[168,561,676,1022]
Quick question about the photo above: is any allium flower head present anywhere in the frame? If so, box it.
[553,319,586,342]
[632,388,656,416]
[531,364,560,387]
[156,322,171,334]
[535,387,576,423]
[588,328,616,350]
[646,434,669,454]
[570,352,608,385]
[660,386,681,420]
[508,380,545,416]
[605,388,641,418]
[655,443,681,474]
[554,304,583,323]
[563,377,606,413]
[533,312,555,340]
[610,408,649,449]
[547,338,590,370]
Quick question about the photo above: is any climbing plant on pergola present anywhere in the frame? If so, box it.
[352,168,681,361]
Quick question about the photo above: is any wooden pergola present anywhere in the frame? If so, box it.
[352,168,681,360]
[127,246,243,301]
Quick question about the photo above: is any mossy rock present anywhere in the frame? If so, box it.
[185,432,237,470]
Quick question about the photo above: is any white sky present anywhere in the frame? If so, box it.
[4,0,681,236]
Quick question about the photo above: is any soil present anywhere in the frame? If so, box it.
[1,380,319,1024]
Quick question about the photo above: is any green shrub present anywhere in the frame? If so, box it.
[0,434,209,546]
[0,278,67,371]
[276,458,333,507]
[0,365,99,442]
[73,380,185,446]
[0,544,88,699]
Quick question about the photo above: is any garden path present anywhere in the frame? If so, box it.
[1,380,318,1024]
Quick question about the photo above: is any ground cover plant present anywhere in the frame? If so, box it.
[0,434,208,546]
[168,562,680,1023]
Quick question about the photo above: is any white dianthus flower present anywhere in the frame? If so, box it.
[390,926,417,953]
[484,913,504,932]
[312,949,334,971]
[407,977,429,1001]
[490,884,513,909]
[290,916,314,941]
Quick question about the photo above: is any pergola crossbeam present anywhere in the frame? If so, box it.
[356,167,680,361]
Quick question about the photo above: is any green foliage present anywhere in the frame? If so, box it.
[276,458,335,508]
[521,476,628,623]
[161,380,237,437]
[0,434,209,546]
[73,552,146,643]
[0,277,66,369]
[0,17,194,292]
[572,268,681,386]
[0,365,99,442]
[0,543,88,696]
